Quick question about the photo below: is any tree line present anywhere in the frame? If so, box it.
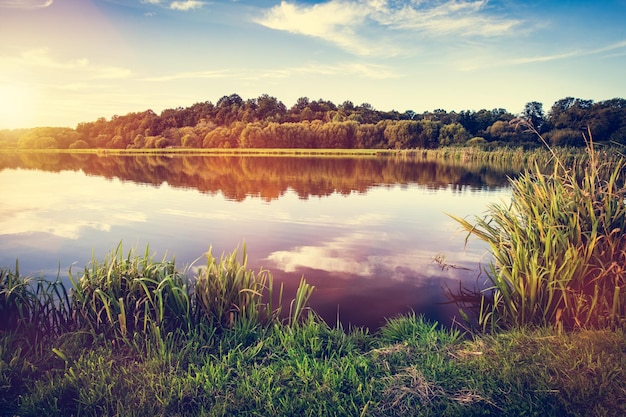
[1,94,625,150]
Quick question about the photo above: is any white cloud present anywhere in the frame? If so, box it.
[511,51,581,65]
[140,0,204,11]
[170,0,204,11]
[0,0,52,8]
[255,0,523,56]
[266,230,479,282]
[588,39,626,56]
[267,232,379,275]
[256,0,374,55]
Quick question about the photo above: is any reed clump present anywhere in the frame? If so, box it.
[450,127,626,331]
[69,244,192,339]
[1,264,72,342]
[2,243,317,347]
[192,245,314,328]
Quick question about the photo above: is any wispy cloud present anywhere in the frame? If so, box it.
[511,39,626,66]
[145,69,232,82]
[11,48,133,79]
[265,62,400,79]
[511,51,581,65]
[145,61,399,82]
[375,0,520,36]
[255,0,523,56]
[0,0,52,8]
[16,48,90,70]
[92,66,134,80]
[589,39,626,55]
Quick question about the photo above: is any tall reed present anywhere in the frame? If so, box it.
[4,242,315,347]
[1,263,72,340]
[450,127,626,331]
[69,243,191,340]
[192,245,314,328]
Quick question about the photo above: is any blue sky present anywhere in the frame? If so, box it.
[1,0,625,129]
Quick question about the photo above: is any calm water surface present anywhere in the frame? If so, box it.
[0,153,515,329]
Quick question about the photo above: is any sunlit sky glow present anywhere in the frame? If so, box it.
[1,0,625,129]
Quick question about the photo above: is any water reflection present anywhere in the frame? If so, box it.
[0,152,513,329]
[0,152,518,199]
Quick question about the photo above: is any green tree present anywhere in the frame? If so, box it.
[384,120,421,149]
[546,129,584,146]
[523,101,547,132]
[417,119,441,148]
[255,94,287,121]
[466,137,487,147]
[438,123,469,146]
[486,120,526,143]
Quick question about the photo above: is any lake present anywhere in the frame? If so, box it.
[0,152,515,330]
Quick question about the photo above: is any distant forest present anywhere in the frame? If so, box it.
[1,94,625,150]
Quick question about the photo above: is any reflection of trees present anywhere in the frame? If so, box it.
[0,153,519,200]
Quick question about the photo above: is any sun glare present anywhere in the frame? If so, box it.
[0,84,37,129]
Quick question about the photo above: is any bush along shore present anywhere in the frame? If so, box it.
[2,137,626,416]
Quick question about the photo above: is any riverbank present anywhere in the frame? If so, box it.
[2,311,624,416]
[0,147,383,156]
[1,247,625,416]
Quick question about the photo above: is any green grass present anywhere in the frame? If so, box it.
[2,247,626,416]
[2,310,624,416]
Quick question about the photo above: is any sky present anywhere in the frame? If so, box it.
[0,0,625,129]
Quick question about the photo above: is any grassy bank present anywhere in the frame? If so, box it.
[2,312,625,416]
[2,246,626,416]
